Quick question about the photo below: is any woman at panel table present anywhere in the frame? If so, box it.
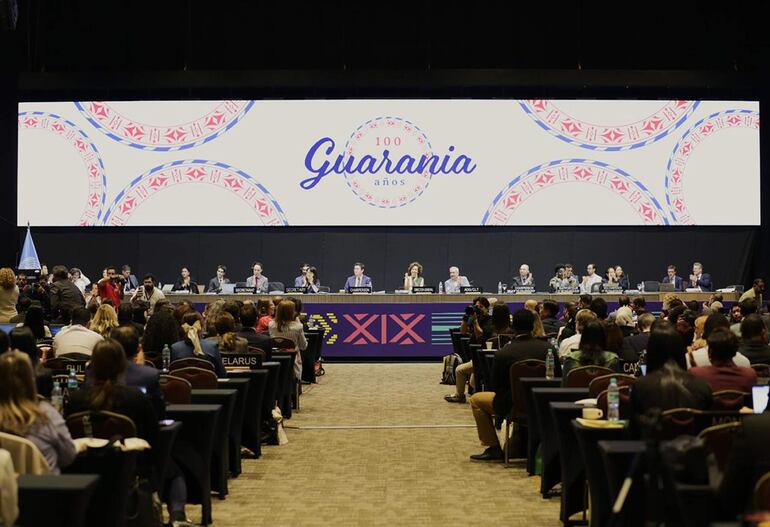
[614,265,630,290]
[403,262,425,291]
[604,266,620,287]
[300,267,321,294]
[172,267,200,293]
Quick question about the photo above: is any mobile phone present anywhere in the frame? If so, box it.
[753,385,769,414]
[138,386,147,394]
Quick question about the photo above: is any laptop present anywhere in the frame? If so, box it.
[0,323,15,334]
[753,385,769,414]
[659,283,675,293]
[220,283,236,294]
[161,284,174,292]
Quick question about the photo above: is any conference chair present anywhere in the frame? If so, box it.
[44,356,88,375]
[270,336,297,350]
[588,373,636,398]
[563,365,615,388]
[317,286,331,293]
[171,367,218,389]
[505,359,546,464]
[159,374,193,404]
[596,385,632,420]
[591,282,603,293]
[267,281,285,293]
[660,408,701,439]
[169,356,216,373]
[143,353,164,369]
[642,281,660,292]
[66,410,137,440]
[711,390,749,411]
[754,471,770,511]
[0,431,50,474]
[698,421,742,473]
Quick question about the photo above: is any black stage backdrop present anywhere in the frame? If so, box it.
[25,226,758,293]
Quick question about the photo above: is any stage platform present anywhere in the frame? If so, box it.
[169,292,737,359]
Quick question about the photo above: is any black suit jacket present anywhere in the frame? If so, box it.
[49,279,85,318]
[492,336,560,418]
[541,317,564,336]
[236,327,272,356]
[124,362,165,419]
[621,332,650,361]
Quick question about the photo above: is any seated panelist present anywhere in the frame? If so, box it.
[444,266,470,294]
[172,267,199,293]
[512,264,535,290]
[689,262,713,291]
[301,267,321,294]
[344,262,372,293]
[403,261,425,290]
[294,264,311,287]
[245,261,269,293]
[206,264,229,293]
[662,265,683,291]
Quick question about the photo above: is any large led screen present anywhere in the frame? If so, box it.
[17,99,760,226]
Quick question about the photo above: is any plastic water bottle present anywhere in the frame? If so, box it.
[438,281,443,294]
[67,367,78,391]
[545,349,555,379]
[51,382,63,413]
[162,344,171,372]
[607,377,620,422]
[497,281,502,294]
[83,414,93,438]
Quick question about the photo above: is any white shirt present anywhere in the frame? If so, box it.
[444,276,470,294]
[131,286,165,315]
[687,346,751,369]
[72,275,90,294]
[53,324,104,356]
[580,274,604,294]
[558,333,581,358]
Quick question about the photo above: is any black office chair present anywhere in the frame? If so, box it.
[268,281,285,292]
[643,281,660,292]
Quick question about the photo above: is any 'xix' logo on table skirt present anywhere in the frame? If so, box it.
[342,314,427,345]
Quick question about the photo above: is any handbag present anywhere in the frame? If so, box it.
[126,476,162,527]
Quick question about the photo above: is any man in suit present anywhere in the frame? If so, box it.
[245,261,269,293]
[49,265,85,321]
[661,265,683,291]
[512,263,536,291]
[108,325,165,419]
[344,262,372,292]
[294,263,311,287]
[689,262,713,291]
[121,264,139,293]
[468,309,560,461]
[207,264,229,293]
[236,303,272,357]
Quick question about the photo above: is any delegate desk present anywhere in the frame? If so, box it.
[17,474,99,527]
[169,292,736,360]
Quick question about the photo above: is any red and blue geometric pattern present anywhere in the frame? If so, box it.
[73,100,254,152]
[664,109,760,225]
[101,159,288,226]
[519,100,700,151]
[343,116,434,208]
[18,111,107,226]
[482,159,668,226]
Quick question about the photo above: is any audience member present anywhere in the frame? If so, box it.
[109,325,165,418]
[738,314,770,365]
[90,304,119,337]
[558,309,596,357]
[53,307,103,356]
[69,267,90,294]
[467,309,560,461]
[268,300,307,378]
[9,327,53,398]
[235,303,272,356]
[614,306,636,337]
[731,299,758,337]
[630,321,712,416]
[690,327,757,392]
[172,311,226,377]
[130,274,166,315]
[97,266,124,308]
[0,268,19,323]
[622,313,655,361]
[739,278,764,308]
[604,322,624,354]
[255,298,274,333]
[208,312,248,353]
[460,296,492,345]
[578,294,592,310]
[48,265,85,321]
[21,305,51,340]
[540,300,563,335]
[9,296,31,324]
[562,320,619,380]
[688,313,751,368]
[0,351,76,473]
[118,301,145,337]
[632,296,647,316]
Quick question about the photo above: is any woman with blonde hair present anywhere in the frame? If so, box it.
[0,351,76,473]
[0,268,19,323]
[172,310,226,377]
[268,300,307,378]
[90,304,119,337]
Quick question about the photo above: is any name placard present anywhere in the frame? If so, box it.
[285,287,304,294]
[412,286,436,294]
[603,286,623,294]
[514,286,535,294]
[460,286,482,294]
[349,286,372,294]
[221,353,262,370]
[556,287,580,294]
[234,286,256,294]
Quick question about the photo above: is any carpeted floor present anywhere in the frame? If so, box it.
[196,363,561,526]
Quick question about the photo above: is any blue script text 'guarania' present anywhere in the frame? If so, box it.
[300,137,477,190]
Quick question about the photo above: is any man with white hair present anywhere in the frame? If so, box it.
[512,264,536,291]
[444,266,470,293]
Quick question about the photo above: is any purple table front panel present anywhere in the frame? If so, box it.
[192,300,680,358]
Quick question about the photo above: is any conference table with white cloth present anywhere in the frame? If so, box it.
[169,292,737,359]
